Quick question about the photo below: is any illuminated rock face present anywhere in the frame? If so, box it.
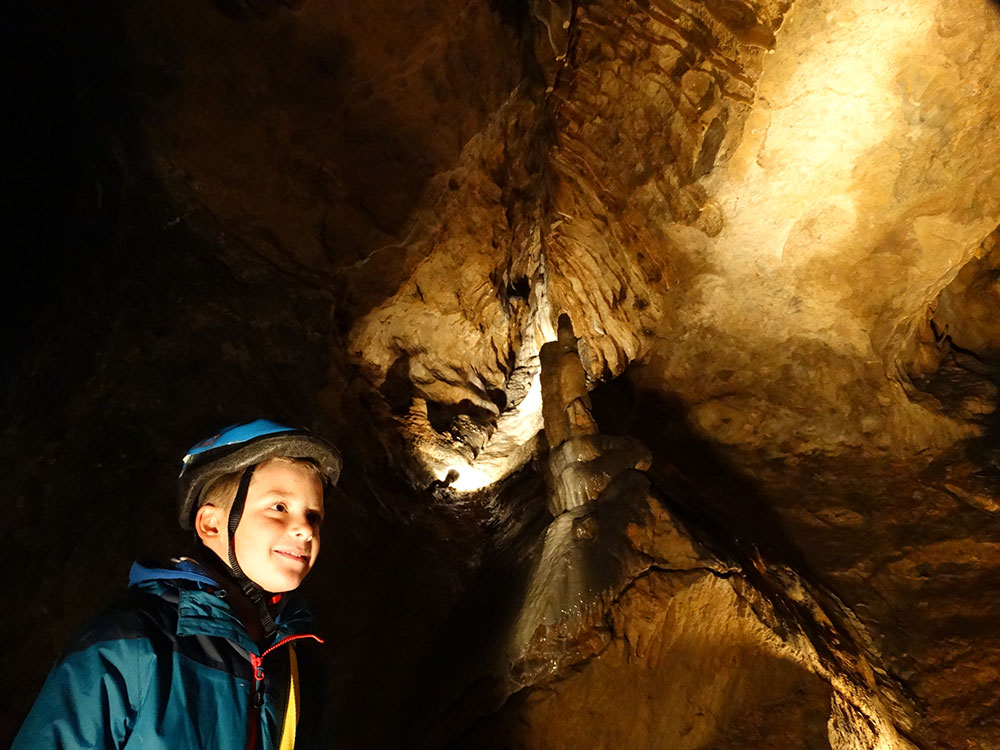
[343,0,1000,476]
[641,0,1000,456]
[6,0,1000,749]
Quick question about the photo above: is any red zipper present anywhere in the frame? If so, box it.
[245,634,324,750]
[261,632,325,660]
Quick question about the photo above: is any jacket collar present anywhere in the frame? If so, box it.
[128,558,315,652]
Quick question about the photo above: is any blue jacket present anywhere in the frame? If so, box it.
[13,559,326,749]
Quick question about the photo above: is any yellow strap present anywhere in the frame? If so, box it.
[278,645,300,750]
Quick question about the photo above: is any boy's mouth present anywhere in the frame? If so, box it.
[274,549,309,564]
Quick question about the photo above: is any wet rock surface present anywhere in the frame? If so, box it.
[6,0,1000,748]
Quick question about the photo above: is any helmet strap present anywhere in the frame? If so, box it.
[226,465,278,642]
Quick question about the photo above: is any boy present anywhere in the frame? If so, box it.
[13,419,341,750]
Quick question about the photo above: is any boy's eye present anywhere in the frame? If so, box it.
[307,511,324,526]
[271,502,287,513]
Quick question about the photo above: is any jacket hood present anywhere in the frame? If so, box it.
[129,558,219,589]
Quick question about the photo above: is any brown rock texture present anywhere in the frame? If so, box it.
[5,0,1000,748]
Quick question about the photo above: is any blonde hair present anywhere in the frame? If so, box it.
[198,456,323,512]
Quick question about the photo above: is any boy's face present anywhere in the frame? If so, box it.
[198,459,325,593]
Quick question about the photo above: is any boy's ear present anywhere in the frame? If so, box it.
[194,504,224,543]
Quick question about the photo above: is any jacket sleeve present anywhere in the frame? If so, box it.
[12,608,155,750]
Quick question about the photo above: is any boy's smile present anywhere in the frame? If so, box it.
[197,458,325,593]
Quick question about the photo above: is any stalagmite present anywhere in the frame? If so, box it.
[539,314,652,513]
[510,313,653,678]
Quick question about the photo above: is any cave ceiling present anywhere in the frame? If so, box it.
[6,0,1000,748]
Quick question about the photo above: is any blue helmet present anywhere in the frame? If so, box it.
[177,419,342,530]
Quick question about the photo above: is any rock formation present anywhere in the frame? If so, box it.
[6,0,1000,747]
